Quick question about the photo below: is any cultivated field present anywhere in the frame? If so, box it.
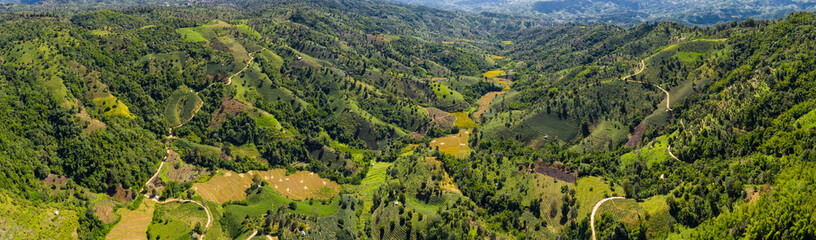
[193,170,341,203]
[107,198,155,240]
[450,112,479,128]
[472,91,506,122]
[429,129,472,158]
[164,85,203,127]
[483,70,505,78]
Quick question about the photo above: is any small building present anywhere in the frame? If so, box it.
[54,210,59,216]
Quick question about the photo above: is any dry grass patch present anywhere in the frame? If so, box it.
[430,129,472,158]
[423,157,461,194]
[107,198,155,240]
[193,170,253,204]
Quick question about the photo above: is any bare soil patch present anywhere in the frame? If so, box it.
[165,150,208,183]
[625,123,647,147]
[531,162,578,183]
[209,98,248,129]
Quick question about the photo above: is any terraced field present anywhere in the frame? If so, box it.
[483,70,505,78]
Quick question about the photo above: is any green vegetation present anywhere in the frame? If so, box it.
[1,2,816,240]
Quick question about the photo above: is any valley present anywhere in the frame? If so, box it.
[0,1,814,240]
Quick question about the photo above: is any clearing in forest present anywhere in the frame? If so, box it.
[107,198,155,240]
[429,129,472,158]
[92,95,135,118]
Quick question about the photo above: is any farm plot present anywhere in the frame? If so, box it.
[164,85,203,127]
[430,129,472,158]
[253,170,341,200]
[193,170,341,203]
[450,112,478,128]
[472,91,506,122]
[596,195,675,239]
[521,112,579,141]
[192,171,254,204]
[107,198,155,240]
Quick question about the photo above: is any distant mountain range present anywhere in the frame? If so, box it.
[386,0,816,26]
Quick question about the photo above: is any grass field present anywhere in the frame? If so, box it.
[430,129,472,158]
[428,81,466,109]
[483,70,505,79]
[147,201,208,240]
[450,112,479,128]
[0,192,79,240]
[620,135,672,168]
[107,198,155,240]
[502,41,514,45]
[176,27,208,42]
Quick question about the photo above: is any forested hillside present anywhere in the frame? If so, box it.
[0,0,814,239]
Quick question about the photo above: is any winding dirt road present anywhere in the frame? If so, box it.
[667,145,680,161]
[245,230,259,240]
[227,48,264,85]
[590,196,624,240]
